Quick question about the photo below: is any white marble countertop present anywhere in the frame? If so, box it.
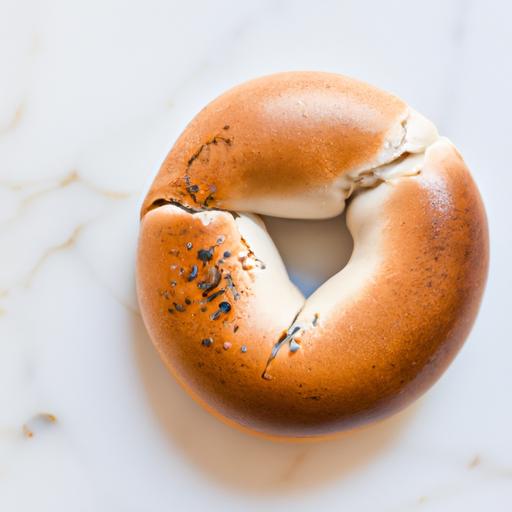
[1,0,511,510]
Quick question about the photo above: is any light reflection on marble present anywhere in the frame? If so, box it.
[1,0,511,510]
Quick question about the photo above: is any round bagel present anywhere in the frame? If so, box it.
[137,72,488,439]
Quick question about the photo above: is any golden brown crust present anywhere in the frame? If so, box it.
[137,143,488,438]
[136,72,488,439]
[140,71,407,216]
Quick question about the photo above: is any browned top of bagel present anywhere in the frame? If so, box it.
[141,71,409,217]
[137,72,488,439]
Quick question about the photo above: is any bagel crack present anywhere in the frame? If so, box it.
[261,311,322,380]
[261,308,304,381]
[338,110,439,201]
[145,198,242,224]
[341,150,426,201]
[146,198,203,214]
[185,133,233,207]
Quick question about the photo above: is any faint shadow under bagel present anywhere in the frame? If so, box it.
[132,238,419,495]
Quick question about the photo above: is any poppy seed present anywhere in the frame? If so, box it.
[197,248,213,262]
[201,338,213,347]
[218,301,231,313]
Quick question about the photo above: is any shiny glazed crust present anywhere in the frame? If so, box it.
[136,72,488,439]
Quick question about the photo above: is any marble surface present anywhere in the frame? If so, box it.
[1,0,511,510]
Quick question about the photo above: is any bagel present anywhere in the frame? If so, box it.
[137,72,488,439]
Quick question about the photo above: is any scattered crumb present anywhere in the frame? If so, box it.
[468,454,481,469]
[22,425,34,438]
[22,412,57,439]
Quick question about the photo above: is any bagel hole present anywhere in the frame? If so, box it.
[261,212,353,297]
